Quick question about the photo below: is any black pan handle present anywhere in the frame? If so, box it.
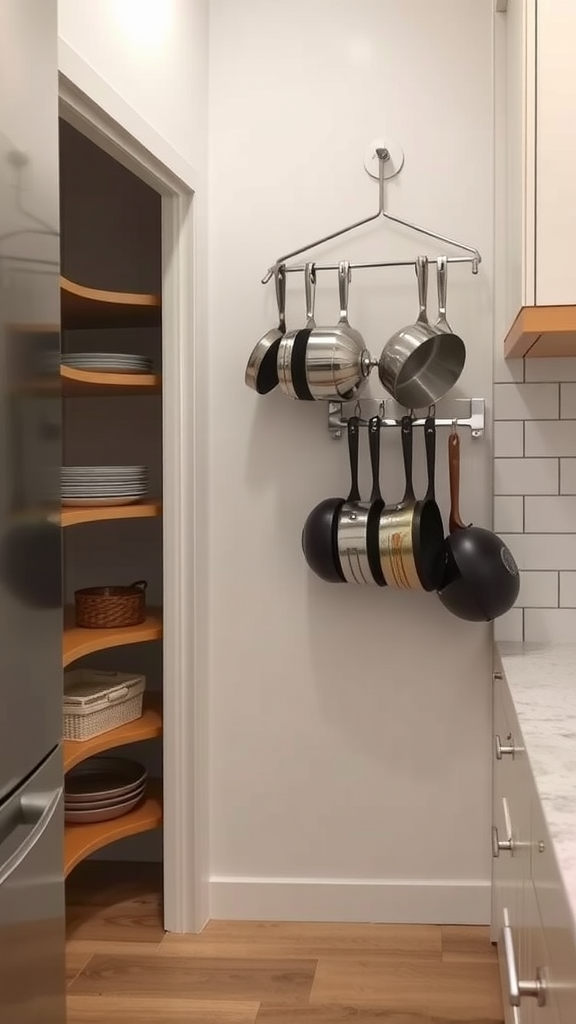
[347,416,361,502]
[368,416,383,503]
[423,415,436,502]
[400,415,415,502]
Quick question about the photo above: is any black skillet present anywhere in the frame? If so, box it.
[301,417,360,582]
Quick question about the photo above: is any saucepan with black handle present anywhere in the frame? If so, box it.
[378,415,446,591]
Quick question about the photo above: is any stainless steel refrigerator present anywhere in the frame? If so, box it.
[0,1,65,1021]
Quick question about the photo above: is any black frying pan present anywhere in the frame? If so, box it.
[301,417,360,583]
[438,431,520,620]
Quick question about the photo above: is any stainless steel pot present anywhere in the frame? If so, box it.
[277,262,317,400]
[245,263,286,394]
[305,261,373,401]
[336,415,375,584]
[378,255,465,408]
[278,261,373,401]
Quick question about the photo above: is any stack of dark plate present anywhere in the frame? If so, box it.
[64,756,147,824]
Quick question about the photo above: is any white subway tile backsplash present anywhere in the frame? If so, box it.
[508,533,576,570]
[524,608,576,642]
[561,383,576,418]
[494,383,558,421]
[494,608,524,642]
[494,458,558,495]
[560,573,576,608]
[494,496,524,533]
[494,421,524,457]
[525,420,576,457]
[525,495,576,533]
[525,358,576,383]
[560,459,576,494]
[494,352,524,384]
[517,571,558,608]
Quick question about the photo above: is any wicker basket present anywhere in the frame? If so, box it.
[74,580,147,629]
[63,670,146,741]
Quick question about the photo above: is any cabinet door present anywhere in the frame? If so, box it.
[523,882,560,1024]
[503,0,536,326]
[535,0,576,304]
[532,797,576,1024]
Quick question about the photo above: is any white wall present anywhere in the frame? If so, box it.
[208,0,495,922]
[58,0,207,174]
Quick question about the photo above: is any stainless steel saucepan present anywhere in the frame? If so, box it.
[378,255,465,408]
[277,262,317,400]
[305,261,373,401]
[245,263,286,394]
[278,260,374,401]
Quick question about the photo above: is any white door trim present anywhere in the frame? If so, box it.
[59,55,208,933]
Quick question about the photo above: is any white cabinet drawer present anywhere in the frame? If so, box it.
[532,797,576,1024]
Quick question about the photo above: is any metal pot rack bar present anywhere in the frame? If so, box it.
[328,397,485,440]
[262,146,482,284]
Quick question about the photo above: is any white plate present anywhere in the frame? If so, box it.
[63,353,152,361]
[67,366,153,375]
[62,496,147,507]
[63,466,147,473]
[62,490,148,497]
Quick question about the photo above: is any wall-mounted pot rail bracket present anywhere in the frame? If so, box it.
[261,144,482,284]
[327,398,485,441]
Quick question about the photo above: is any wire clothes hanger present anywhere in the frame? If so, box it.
[261,148,481,284]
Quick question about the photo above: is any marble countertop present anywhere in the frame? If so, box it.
[498,641,576,930]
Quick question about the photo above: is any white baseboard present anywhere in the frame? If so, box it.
[209,877,491,924]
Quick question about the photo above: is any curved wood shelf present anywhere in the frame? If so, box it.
[61,365,161,395]
[63,610,162,668]
[504,304,576,358]
[61,500,162,528]
[63,693,163,772]
[64,779,162,877]
[61,275,161,330]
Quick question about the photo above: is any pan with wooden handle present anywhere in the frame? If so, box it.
[438,431,520,621]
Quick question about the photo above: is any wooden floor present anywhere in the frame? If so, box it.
[66,863,503,1024]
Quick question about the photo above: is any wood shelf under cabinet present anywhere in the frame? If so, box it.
[63,609,162,668]
[60,365,162,395]
[61,275,161,330]
[64,779,163,877]
[63,693,163,772]
[504,304,576,358]
[61,500,162,528]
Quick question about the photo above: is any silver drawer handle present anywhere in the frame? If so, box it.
[492,825,513,858]
[495,733,516,759]
[503,922,547,1007]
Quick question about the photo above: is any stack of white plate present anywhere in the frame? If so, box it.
[62,352,154,374]
[64,756,147,824]
[62,465,148,507]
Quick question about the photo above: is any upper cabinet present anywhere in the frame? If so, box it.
[503,0,576,358]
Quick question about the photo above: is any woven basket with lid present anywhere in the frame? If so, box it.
[74,580,147,629]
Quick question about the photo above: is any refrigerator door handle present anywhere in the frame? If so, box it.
[0,787,62,886]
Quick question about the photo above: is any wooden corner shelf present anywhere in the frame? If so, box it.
[63,609,162,668]
[64,779,163,877]
[504,304,576,358]
[63,693,163,772]
[61,275,161,330]
[61,500,162,528]
[61,365,161,395]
